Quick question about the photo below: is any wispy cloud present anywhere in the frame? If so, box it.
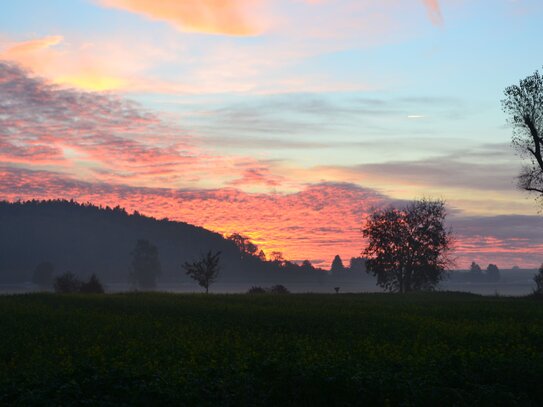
[1,1,446,94]
[422,0,443,26]
[95,0,267,35]
[0,35,149,92]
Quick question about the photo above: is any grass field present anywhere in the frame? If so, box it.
[1,292,543,406]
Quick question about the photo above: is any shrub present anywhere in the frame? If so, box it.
[80,274,105,294]
[269,284,290,294]
[247,286,266,294]
[54,272,82,293]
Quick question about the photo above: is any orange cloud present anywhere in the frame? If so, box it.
[422,0,443,26]
[96,0,266,35]
[1,35,65,76]
[0,60,288,191]
[0,35,166,92]
[3,35,63,54]
[2,166,543,269]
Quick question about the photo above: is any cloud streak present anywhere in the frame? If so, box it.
[96,0,265,35]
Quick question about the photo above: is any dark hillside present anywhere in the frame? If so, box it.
[0,200,350,288]
[0,200,242,283]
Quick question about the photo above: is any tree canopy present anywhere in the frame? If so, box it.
[469,261,482,274]
[227,233,258,259]
[362,199,453,293]
[502,68,543,202]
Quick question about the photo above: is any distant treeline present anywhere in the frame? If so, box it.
[0,200,372,288]
[449,262,501,283]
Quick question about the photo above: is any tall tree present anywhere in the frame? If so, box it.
[362,199,453,293]
[130,239,161,290]
[502,68,543,202]
[183,251,221,294]
[330,255,345,273]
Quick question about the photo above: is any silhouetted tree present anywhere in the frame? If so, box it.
[270,284,290,294]
[469,261,482,274]
[80,274,105,293]
[534,264,543,296]
[54,272,82,293]
[502,68,543,203]
[32,261,54,289]
[486,264,500,282]
[247,286,266,294]
[330,255,345,273]
[183,251,221,293]
[130,239,161,290]
[301,259,314,272]
[362,199,453,293]
[270,251,285,266]
[257,250,266,261]
[228,233,258,259]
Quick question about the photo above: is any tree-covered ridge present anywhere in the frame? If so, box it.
[0,199,370,288]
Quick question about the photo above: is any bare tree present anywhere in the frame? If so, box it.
[362,199,453,293]
[183,251,221,294]
[502,68,543,201]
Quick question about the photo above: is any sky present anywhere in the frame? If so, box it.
[1,0,543,269]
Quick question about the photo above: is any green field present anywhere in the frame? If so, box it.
[1,293,543,406]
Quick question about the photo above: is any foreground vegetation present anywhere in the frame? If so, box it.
[1,293,542,406]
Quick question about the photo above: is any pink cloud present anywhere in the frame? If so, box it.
[2,166,542,269]
[96,0,266,35]
[228,164,284,187]
[2,61,540,270]
[0,35,155,92]
[422,0,443,26]
[0,61,281,189]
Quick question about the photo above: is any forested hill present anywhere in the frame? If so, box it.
[0,200,238,283]
[0,200,344,286]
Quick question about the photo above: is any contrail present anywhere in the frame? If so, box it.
[422,0,443,26]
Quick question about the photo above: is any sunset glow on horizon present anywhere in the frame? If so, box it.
[2,0,543,269]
